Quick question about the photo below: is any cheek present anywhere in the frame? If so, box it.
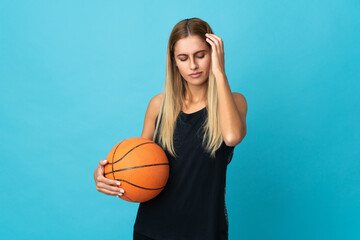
[176,62,187,72]
[205,58,211,66]
[201,57,211,70]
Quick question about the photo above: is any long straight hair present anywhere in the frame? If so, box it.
[153,17,223,159]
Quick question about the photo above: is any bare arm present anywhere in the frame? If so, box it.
[215,73,247,146]
[141,93,162,140]
[93,93,162,197]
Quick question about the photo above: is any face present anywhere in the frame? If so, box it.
[173,35,211,86]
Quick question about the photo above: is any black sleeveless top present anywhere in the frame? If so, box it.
[134,106,235,240]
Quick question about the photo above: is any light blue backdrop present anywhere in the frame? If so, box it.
[1,0,359,239]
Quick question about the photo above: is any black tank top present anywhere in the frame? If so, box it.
[134,106,235,240]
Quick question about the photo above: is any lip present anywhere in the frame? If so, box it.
[189,72,202,78]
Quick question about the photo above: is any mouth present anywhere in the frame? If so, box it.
[189,72,202,78]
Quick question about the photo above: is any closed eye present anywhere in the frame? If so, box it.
[179,55,205,62]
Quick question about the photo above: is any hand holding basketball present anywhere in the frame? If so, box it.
[94,159,125,197]
[103,137,169,203]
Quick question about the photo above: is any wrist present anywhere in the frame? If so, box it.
[214,72,227,81]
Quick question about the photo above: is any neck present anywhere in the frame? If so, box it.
[185,83,207,104]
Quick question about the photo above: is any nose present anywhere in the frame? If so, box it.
[189,57,198,70]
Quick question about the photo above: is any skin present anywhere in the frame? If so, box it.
[174,35,211,110]
[94,159,123,197]
[94,33,248,198]
[174,33,246,145]
[203,33,247,145]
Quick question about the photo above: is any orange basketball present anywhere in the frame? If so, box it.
[104,137,169,203]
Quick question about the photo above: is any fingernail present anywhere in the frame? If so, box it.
[120,189,124,193]
[117,182,121,186]
[103,160,107,163]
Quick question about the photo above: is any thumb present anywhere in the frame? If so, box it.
[98,165,104,175]
[98,159,108,169]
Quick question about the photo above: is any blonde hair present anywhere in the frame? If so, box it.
[153,17,224,159]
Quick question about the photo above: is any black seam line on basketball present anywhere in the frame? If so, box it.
[104,163,169,175]
[112,179,165,190]
[112,141,124,182]
[112,142,156,165]
[121,194,135,202]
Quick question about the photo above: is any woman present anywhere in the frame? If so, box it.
[94,17,247,240]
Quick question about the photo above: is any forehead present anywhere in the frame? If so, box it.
[174,35,208,54]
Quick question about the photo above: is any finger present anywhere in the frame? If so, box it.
[98,181,124,193]
[207,33,221,43]
[98,159,108,168]
[209,34,223,50]
[97,174,121,186]
[206,35,220,55]
[97,167,104,178]
[98,160,108,176]
[212,36,221,54]
[97,187,122,197]
[205,34,219,50]
[205,37,214,50]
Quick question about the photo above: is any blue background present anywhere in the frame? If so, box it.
[1,0,359,239]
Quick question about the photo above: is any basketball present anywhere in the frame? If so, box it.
[104,137,169,203]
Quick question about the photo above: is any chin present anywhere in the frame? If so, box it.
[186,77,208,85]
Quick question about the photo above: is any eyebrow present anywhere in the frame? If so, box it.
[176,50,207,57]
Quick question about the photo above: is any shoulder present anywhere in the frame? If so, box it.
[149,93,163,115]
[232,92,247,115]
[151,93,163,103]
[232,92,246,102]
[140,93,163,140]
[147,93,163,121]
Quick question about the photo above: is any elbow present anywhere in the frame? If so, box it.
[224,131,245,147]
